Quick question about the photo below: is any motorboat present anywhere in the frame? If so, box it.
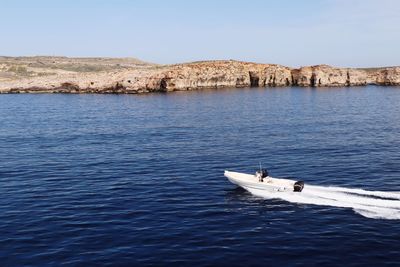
[224,169,304,192]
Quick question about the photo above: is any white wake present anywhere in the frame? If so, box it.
[246,184,400,220]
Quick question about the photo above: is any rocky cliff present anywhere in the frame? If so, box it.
[0,57,399,94]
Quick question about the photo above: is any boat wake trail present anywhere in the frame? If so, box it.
[246,185,400,220]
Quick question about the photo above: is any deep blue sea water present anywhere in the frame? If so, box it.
[1,86,400,266]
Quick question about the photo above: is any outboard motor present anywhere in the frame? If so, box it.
[293,181,304,192]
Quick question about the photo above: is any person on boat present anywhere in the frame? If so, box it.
[257,171,263,182]
[257,169,269,182]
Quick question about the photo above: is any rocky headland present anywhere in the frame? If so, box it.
[0,56,399,94]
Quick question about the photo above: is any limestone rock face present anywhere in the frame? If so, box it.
[291,67,313,87]
[290,65,400,87]
[156,61,268,91]
[348,69,368,86]
[312,65,349,86]
[0,57,400,94]
[374,67,400,85]
[154,61,293,91]
[291,65,348,87]
[265,65,292,86]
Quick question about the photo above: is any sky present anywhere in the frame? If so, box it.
[1,0,400,67]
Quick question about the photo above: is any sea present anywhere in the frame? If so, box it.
[1,86,400,266]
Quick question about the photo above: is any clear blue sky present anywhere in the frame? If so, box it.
[1,0,399,67]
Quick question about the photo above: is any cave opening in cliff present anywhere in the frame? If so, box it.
[310,74,316,87]
[346,71,350,86]
[160,78,168,91]
[249,72,259,87]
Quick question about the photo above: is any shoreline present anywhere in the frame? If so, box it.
[1,57,399,94]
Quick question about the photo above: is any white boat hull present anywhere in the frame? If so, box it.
[224,170,304,193]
